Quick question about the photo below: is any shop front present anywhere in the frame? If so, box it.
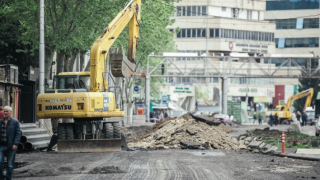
[228,86,275,104]
[0,64,21,119]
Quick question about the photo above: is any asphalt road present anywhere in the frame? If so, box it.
[14,149,320,180]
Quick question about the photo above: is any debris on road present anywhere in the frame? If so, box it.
[240,128,320,149]
[127,114,240,150]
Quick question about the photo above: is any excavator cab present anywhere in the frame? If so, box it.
[53,74,90,90]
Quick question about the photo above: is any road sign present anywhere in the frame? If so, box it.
[134,86,139,92]
[162,95,167,104]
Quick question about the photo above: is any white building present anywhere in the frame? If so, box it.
[265,0,320,57]
[154,0,317,113]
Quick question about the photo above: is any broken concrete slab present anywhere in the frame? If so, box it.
[263,146,278,153]
[239,136,247,140]
[262,144,272,150]
[180,141,201,149]
[186,128,197,135]
[244,137,253,142]
[258,142,266,149]
[248,141,263,148]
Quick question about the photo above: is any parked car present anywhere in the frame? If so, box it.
[214,113,233,126]
[315,117,320,136]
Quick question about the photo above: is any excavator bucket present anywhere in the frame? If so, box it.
[110,47,136,77]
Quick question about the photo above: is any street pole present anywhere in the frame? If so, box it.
[39,0,45,94]
[146,56,150,122]
[222,76,228,114]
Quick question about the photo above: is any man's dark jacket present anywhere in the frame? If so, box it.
[0,118,21,149]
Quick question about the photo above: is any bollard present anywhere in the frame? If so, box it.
[282,132,285,154]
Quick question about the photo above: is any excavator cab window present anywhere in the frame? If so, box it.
[53,75,90,91]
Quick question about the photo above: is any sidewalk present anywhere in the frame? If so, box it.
[273,147,320,161]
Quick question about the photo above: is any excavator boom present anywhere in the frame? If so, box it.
[90,0,141,92]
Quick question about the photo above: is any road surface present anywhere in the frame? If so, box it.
[14,149,320,180]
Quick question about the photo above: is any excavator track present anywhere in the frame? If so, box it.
[110,47,136,77]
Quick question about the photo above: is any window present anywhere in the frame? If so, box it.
[232,8,239,18]
[277,37,319,48]
[202,6,206,15]
[177,28,207,38]
[177,30,181,38]
[304,18,319,29]
[273,19,296,29]
[209,28,275,42]
[247,10,252,20]
[267,1,319,11]
[181,29,186,37]
[215,29,220,38]
[192,29,197,38]
[183,7,187,16]
[222,7,226,11]
[230,78,274,85]
[187,6,191,16]
[198,29,206,38]
[192,6,197,16]
[197,6,201,16]
[176,6,207,17]
[177,6,182,16]
[210,29,214,38]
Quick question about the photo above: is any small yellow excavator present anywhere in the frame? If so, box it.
[37,0,141,152]
[267,88,314,124]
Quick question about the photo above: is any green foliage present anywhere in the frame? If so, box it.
[1,0,178,100]
[0,0,39,73]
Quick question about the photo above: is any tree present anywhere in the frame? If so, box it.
[0,1,39,73]
[293,59,320,112]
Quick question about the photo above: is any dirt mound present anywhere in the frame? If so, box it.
[128,114,240,150]
[122,125,153,143]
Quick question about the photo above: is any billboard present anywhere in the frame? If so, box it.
[196,86,220,106]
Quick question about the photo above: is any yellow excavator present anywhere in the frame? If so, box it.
[267,88,314,124]
[37,0,141,152]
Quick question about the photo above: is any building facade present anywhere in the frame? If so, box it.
[265,0,320,57]
[151,0,318,113]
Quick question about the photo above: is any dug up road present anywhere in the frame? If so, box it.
[14,115,320,180]
[14,150,320,180]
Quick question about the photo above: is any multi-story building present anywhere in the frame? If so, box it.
[169,0,276,56]
[151,0,317,115]
[265,0,320,57]
[160,0,281,112]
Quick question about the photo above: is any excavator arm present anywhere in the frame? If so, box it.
[90,0,141,92]
[285,88,314,112]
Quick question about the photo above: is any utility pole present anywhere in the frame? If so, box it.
[39,0,45,93]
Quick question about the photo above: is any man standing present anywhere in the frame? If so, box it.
[258,112,262,125]
[253,113,257,125]
[302,110,308,126]
[195,101,199,111]
[0,106,21,180]
[0,107,3,120]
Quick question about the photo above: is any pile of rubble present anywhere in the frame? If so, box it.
[128,114,240,150]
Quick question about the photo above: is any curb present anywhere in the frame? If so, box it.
[273,152,320,161]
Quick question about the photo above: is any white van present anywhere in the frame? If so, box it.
[305,107,315,125]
